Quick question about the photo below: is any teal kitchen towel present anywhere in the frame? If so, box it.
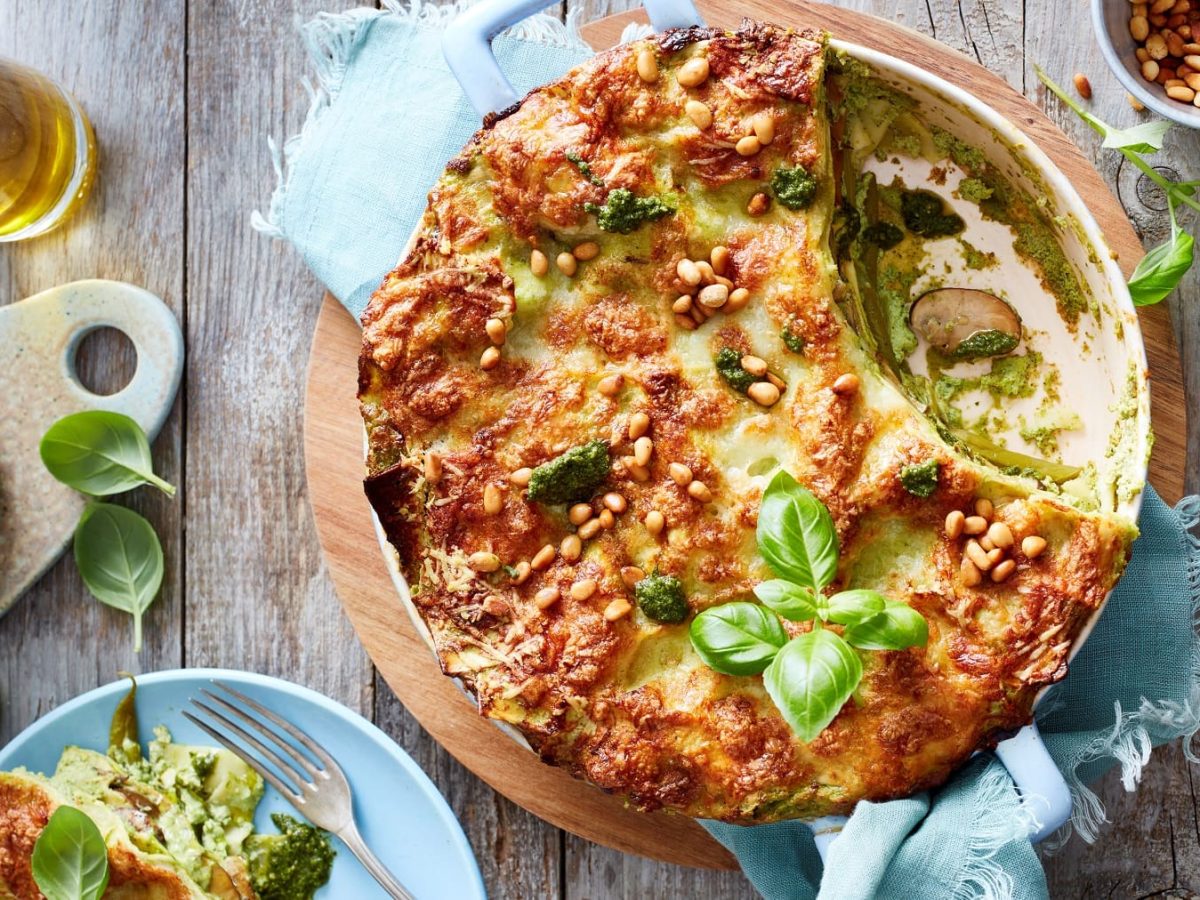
[255,4,1200,897]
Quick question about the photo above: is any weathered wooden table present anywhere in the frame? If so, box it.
[2,1,1197,896]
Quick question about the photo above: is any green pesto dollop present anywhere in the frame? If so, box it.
[898,459,940,498]
[635,573,689,623]
[770,166,818,210]
[714,347,756,393]
[584,188,674,233]
[781,327,806,354]
[862,222,904,249]
[950,329,1020,360]
[901,190,965,238]
[526,440,610,504]
[981,352,1042,398]
[247,814,335,900]
[565,151,604,187]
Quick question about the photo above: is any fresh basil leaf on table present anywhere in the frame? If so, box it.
[756,470,839,590]
[753,579,819,622]
[74,502,165,653]
[1129,228,1195,306]
[843,601,929,651]
[764,628,863,742]
[31,806,110,900]
[40,410,175,497]
[690,602,788,676]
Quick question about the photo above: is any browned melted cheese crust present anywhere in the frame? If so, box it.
[358,23,1136,822]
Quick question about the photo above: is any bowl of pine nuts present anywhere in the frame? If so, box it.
[1094,0,1200,126]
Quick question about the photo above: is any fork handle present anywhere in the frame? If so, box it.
[338,821,417,900]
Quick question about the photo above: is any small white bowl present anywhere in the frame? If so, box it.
[1093,0,1200,128]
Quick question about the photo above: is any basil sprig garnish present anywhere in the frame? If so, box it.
[31,806,110,900]
[690,471,928,741]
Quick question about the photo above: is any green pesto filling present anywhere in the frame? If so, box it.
[950,329,1020,360]
[861,222,904,249]
[781,327,806,354]
[565,151,604,187]
[247,814,336,900]
[715,347,756,393]
[526,440,610,504]
[958,238,997,271]
[770,166,819,210]
[584,188,675,233]
[898,459,940,498]
[635,573,689,623]
[957,177,994,203]
[900,190,965,238]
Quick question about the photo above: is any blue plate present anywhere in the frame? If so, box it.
[0,669,486,900]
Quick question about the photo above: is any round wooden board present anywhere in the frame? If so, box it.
[304,0,1187,871]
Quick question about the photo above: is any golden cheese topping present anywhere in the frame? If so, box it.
[358,23,1136,822]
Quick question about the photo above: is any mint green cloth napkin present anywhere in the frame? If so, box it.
[255,4,1200,896]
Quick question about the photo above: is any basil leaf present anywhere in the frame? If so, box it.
[689,602,788,676]
[753,580,819,622]
[825,589,887,626]
[1101,119,1171,154]
[74,503,164,653]
[843,601,929,651]
[757,471,839,591]
[763,629,863,742]
[40,411,175,497]
[32,806,110,900]
[1128,229,1195,306]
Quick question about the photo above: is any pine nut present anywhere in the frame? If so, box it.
[621,566,644,587]
[748,381,781,407]
[765,372,785,391]
[673,295,694,314]
[424,452,443,484]
[530,249,549,277]
[676,57,710,88]
[965,540,992,571]
[747,193,771,216]
[753,111,775,145]
[675,312,698,331]
[625,459,651,482]
[980,535,995,552]
[695,260,716,284]
[573,241,600,261]
[832,373,860,395]
[598,373,624,396]
[634,436,654,467]
[483,483,503,515]
[1147,33,1169,59]
[963,516,988,535]
[960,557,982,587]
[945,510,965,539]
[598,509,615,529]
[715,274,734,290]
[571,579,598,600]
[736,135,762,156]
[1128,92,1147,110]
[645,510,665,536]
[486,317,507,345]
[676,258,702,286]
[636,48,659,83]
[987,521,1014,549]
[741,355,768,377]
[710,245,731,275]
[1186,72,1200,89]
[1073,73,1093,99]
[974,498,994,519]
[991,559,1016,583]
[628,412,651,440]
[1152,0,1174,14]
[669,462,693,485]
[688,480,713,502]
[468,551,501,573]
[604,598,632,621]
[1167,30,1187,56]
[603,492,627,514]
[578,517,603,540]
[725,288,751,312]
[531,543,556,570]
[1167,83,1197,99]
[510,467,532,487]
[561,534,582,561]
[1132,15,1151,40]
[986,547,1005,567]
[535,587,560,609]
[1022,535,1048,559]
[685,99,713,129]
[1137,46,1152,63]
[480,346,501,370]
[556,251,578,276]
[511,561,531,585]
[698,284,729,308]
[1143,59,1162,80]
[569,502,594,526]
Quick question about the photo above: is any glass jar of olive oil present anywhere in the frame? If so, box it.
[0,58,96,242]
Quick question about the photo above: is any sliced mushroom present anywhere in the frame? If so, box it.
[910,288,1022,359]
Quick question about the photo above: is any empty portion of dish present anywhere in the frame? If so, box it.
[358,23,1142,822]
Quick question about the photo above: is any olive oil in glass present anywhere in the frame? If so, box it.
[0,58,96,241]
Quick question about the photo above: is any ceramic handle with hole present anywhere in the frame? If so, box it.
[442,0,705,118]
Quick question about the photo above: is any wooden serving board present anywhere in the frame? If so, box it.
[304,0,1187,870]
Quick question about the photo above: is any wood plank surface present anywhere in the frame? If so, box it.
[1,1,1197,897]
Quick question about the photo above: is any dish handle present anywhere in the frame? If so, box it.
[808,722,1071,862]
[442,0,705,117]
